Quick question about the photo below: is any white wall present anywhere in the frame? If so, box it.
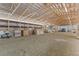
[58,24,78,32]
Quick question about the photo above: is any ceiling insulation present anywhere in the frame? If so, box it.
[0,3,79,25]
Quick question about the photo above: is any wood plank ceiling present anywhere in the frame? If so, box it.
[0,3,78,25]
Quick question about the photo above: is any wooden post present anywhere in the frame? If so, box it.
[8,20,10,31]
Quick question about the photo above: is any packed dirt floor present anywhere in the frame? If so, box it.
[0,32,79,56]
